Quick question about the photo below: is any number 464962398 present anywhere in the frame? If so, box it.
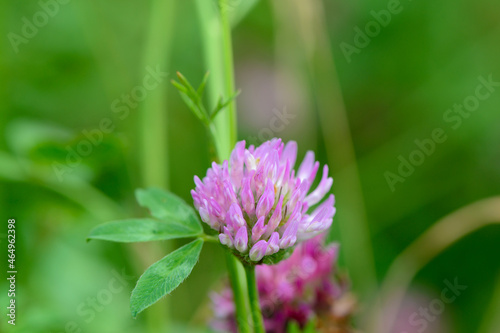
[8,219,15,270]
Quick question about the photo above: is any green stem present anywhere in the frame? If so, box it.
[200,234,220,243]
[227,254,252,333]
[244,265,265,333]
[219,0,238,148]
[196,2,251,333]
[195,0,238,159]
[208,122,223,163]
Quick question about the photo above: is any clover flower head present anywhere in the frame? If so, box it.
[191,138,335,263]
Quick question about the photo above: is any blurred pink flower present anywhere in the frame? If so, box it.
[192,138,335,263]
[210,234,354,333]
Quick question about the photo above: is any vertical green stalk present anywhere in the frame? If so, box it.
[245,265,265,333]
[218,0,238,148]
[195,0,237,158]
[196,1,251,333]
[139,0,176,331]
[226,254,252,333]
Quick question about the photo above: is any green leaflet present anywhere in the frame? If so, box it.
[130,239,204,317]
[88,188,203,243]
[87,218,201,243]
[135,187,203,235]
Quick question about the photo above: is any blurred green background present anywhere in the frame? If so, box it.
[1,0,500,332]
